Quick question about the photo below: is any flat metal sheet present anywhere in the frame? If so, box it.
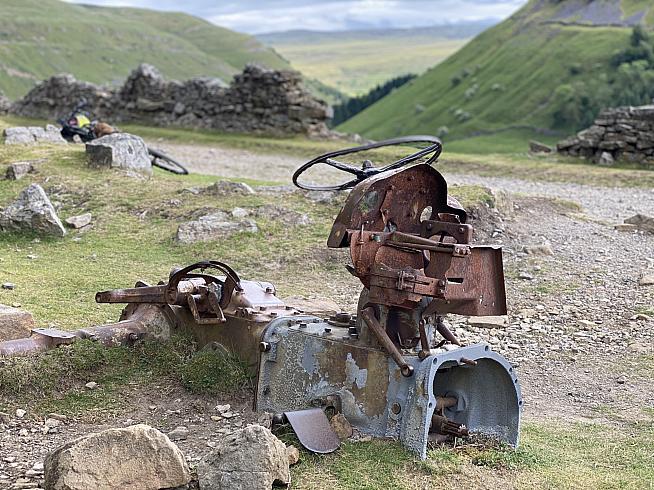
[284,408,341,454]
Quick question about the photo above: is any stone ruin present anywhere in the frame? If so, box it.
[557,105,654,166]
[9,64,332,137]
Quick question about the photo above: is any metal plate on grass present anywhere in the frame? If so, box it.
[284,408,341,454]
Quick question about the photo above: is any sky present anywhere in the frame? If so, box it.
[64,0,527,34]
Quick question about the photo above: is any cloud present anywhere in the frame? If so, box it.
[64,0,527,33]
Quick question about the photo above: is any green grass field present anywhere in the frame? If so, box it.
[0,0,289,100]
[339,0,654,140]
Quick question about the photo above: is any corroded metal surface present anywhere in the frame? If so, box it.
[284,408,341,454]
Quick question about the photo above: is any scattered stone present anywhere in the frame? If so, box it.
[330,413,353,441]
[0,184,66,236]
[44,424,191,490]
[203,181,255,196]
[522,243,554,255]
[215,404,231,413]
[518,271,534,280]
[3,125,66,145]
[64,213,92,229]
[467,315,508,329]
[624,214,654,233]
[86,133,152,176]
[48,413,67,422]
[598,151,614,166]
[167,426,190,441]
[638,274,654,286]
[0,304,34,341]
[230,207,249,219]
[84,381,98,390]
[529,140,552,154]
[252,205,311,226]
[633,313,651,321]
[45,418,63,429]
[286,445,300,466]
[175,212,258,244]
[197,424,290,490]
[15,409,26,419]
[614,223,638,232]
[5,162,34,180]
[616,375,627,385]
[1,283,15,290]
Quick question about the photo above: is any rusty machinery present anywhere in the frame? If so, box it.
[0,136,521,458]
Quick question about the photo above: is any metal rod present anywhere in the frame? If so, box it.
[361,306,414,377]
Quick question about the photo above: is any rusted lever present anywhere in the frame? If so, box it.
[361,307,414,377]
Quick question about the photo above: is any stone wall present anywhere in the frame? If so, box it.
[557,105,654,166]
[9,64,332,136]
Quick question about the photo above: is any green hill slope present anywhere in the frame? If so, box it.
[257,22,494,97]
[339,0,654,140]
[0,0,289,100]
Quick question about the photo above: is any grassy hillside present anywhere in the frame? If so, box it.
[257,22,495,96]
[0,0,289,100]
[340,0,654,140]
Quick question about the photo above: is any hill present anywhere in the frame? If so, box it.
[339,0,654,140]
[0,0,289,100]
[257,21,495,96]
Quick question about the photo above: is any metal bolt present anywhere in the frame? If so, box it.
[391,402,402,415]
[259,342,271,352]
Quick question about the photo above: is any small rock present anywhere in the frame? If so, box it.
[203,181,255,196]
[616,376,627,385]
[624,214,654,233]
[286,445,300,466]
[638,274,654,286]
[45,417,63,428]
[522,243,553,255]
[1,282,15,290]
[330,413,353,441]
[44,424,191,490]
[65,213,92,229]
[598,151,614,166]
[5,162,34,180]
[633,313,651,321]
[176,212,258,244]
[15,408,27,419]
[215,404,231,413]
[614,223,638,232]
[84,381,98,390]
[467,315,508,329]
[529,140,553,154]
[518,271,534,280]
[231,207,249,219]
[168,426,190,441]
[0,304,35,342]
[0,183,66,236]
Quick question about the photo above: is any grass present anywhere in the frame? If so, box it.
[0,336,250,416]
[338,0,652,140]
[284,421,654,489]
[0,0,288,100]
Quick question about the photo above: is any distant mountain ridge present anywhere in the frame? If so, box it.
[339,0,654,140]
[0,0,289,100]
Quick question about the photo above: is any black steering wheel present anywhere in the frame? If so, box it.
[292,135,442,191]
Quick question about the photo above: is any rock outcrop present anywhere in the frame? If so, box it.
[44,424,191,490]
[3,125,66,145]
[11,64,332,136]
[197,424,290,490]
[86,133,152,176]
[557,105,654,166]
[0,184,66,236]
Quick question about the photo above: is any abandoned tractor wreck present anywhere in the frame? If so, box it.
[0,136,521,459]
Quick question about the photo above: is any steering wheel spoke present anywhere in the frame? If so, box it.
[292,135,442,192]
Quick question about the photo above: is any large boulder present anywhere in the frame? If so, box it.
[0,184,66,236]
[86,133,152,176]
[3,125,66,145]
[0,304,35,341]
[176,211,258,244]
[197,424,290,490]
[44,424,191,490]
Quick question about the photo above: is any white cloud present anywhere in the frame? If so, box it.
[64,0,527,33]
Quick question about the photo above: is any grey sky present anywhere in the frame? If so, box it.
[64,0,527,34]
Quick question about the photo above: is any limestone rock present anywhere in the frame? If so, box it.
[467,315,509,329]
[44,424,191,490]
[0,184,66,236]
[64,213,92,229]
[5,162,34,180]
[624,214,654,233]
[197,424,290,490]
[286,445,300,466]
[86,133,152,176]
[529,140,552,154]
[522,243,554,255]
[330,413,353,441]
[203,181,255,196]
[176,212,258,244]
[639,274,654,286]
[3,125,66,145]
[0,304,35,341]
[598,151,614,165]
[253,205,311,226]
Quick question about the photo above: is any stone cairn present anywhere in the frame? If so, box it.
[557,105,654,166]
[9,64,332,136]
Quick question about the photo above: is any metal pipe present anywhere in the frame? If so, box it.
[361,306,414,377]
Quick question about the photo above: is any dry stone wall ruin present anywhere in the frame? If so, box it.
[557,105,654,166]
[9,64,332,136]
